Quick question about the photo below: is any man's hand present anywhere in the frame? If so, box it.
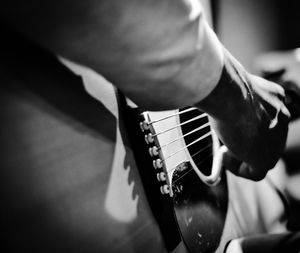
[199,50,290,181]
[256,49,300,119]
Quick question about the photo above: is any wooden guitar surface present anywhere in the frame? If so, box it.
[0,30,227,253]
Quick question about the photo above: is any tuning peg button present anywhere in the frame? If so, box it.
[160,185,170,195]
[153,159,163,169]
[157,172,166,182]
[149,146,159,156]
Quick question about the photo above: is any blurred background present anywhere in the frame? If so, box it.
[217,0,300,73]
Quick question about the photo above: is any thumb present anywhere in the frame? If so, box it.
[223,149,266,181]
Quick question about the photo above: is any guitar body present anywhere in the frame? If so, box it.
[0,42,177,253]
[0,30,228,253]
[119,94,228,253]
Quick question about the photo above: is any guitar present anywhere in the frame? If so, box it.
[121,100,229,253]
[0,31,229,253]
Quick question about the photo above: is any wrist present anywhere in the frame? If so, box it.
[196,48,253,122]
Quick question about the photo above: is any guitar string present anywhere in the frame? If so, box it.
[145,108,214,184]
[172,152,213,185]
[166,142,213,174]
[150,114,208,137]
[172,153,213,185]
[162,131,212,163]
[157,122,210,150]
[144,108,209,160]
[190,142,213,159]
[145,107,202,125]
[158,121,214,185]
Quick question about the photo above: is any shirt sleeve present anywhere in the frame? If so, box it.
[1,0,224,110]
[93,0,225,109]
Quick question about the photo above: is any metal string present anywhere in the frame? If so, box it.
[166,142,213,174]
[172,153,213,185]
[145,108,214,186]
[145,107,202,125]
[162,131,212,163]
[151,113,208,137]
[158,122,210,150]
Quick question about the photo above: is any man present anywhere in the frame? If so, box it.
[0,0,290,179]
[0,0,291,252]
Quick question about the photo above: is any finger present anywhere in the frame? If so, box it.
[265,79,286,99]
[238,162,267,181]
[280,101,291,120]
[223,149,243,175]
[250,75,286,98]
[223,150,268,181]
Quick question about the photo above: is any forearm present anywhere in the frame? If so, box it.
[198,49,290,179]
